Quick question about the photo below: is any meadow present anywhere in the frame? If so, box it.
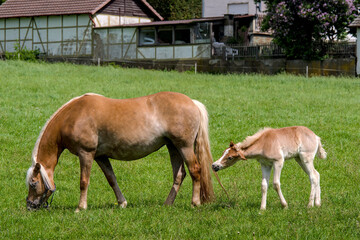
[0,60,359,239]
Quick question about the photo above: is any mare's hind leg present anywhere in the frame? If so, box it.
[164,143,186,205]
[76,149,95,212]
[296,154,321,207]
[179,146,201,207]
[96,156,127,208]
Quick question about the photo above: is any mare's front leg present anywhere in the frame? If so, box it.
[96,156,127,208]
[273,159,288,209]
[76,150,95,212]
[260,163,272,210]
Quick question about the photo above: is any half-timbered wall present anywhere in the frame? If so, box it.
[0,15,92,56]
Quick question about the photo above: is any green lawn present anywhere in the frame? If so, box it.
[0,60,359,239]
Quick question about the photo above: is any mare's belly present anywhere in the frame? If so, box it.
[95,136,167,160]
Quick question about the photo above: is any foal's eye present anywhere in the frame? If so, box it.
[228,156,234,160]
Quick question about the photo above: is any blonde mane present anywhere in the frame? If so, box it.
[26,163,54,190]
[31,93,102,164]
[28,93,102,190]
[236,127,272,150]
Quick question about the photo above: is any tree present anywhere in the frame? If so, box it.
[258,0,358,59]
[147,0,201,20]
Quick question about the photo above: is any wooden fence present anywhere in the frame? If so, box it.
[217,42,356,59]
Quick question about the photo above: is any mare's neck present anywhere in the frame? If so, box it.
[33,126,64,181]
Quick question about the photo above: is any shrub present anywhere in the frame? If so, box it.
[5,42,40,61]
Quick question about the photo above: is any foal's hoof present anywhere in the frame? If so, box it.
[75,208,82,213]
[258,209,266,215]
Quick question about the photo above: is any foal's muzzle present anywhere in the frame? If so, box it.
[212,164,220,172]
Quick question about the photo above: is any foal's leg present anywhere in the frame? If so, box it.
[273,159,288,208]
[95,156,127,208]
[76,149,95,212]
[260,163,272,210]
[164,143,186,205]
[180,146,201,206]
[297,154,321,207]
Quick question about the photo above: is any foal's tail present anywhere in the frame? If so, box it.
[192,100,214,203]
[317,136,327,159]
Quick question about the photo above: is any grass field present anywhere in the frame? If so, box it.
[0,60,359,239]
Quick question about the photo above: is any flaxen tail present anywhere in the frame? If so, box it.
[317,137,327,159]
[192,100,214,203]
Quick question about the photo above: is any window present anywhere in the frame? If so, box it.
[157,27,172,45]
[139,28,155,45]
[175,28,190,44]
[194,23,210,43]
[228,3,249,15]
[138,23,211,46]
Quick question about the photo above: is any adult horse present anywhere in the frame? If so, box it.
[26,92,214,211]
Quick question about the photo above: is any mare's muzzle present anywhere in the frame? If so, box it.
[26,197,47,210]
[26,186,56,211]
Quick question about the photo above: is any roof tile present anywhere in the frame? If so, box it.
[0,0,162,20]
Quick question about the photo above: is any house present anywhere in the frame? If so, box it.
[93,17,225,60]
[202,0,272,45]
[0,0,272,63]
[349,17,360,75]
[0,0,163,56]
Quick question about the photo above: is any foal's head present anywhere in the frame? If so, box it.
[26,163,55,210]
[212,142,246,172]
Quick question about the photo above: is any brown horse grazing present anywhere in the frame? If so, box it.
[26,92,214,211]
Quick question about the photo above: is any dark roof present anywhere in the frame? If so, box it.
[349,16,360,28]
[0,0,163,20]
[108,16,225,27]
[95,15,254,28]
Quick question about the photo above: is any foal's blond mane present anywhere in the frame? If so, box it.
[236,127,272,150]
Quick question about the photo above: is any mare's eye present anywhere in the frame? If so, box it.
[30,181,38,189]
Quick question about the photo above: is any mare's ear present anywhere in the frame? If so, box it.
[230,141,234,147]
[238,151,247,160]
[33,163,41,176]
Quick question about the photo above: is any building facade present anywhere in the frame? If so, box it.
[0,0,162,56]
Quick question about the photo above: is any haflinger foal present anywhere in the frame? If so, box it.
[212,126,327,210]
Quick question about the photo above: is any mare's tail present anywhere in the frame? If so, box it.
[192,100,214,203]
[317,137,327,159]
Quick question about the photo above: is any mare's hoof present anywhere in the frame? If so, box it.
[120,201,127,208]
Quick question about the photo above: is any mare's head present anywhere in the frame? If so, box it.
[212,141,246,172]
[26,163,55,210]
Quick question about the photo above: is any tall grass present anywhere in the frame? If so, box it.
[0,60,359,239]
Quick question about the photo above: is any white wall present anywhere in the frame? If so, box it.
[202,0,266,17]
[357,28,360,75]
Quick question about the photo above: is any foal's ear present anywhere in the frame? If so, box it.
[239,151,247,160]
[230,141,234,147]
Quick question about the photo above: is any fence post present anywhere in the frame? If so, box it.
[306,66,309,78]
[98,58,100,66]
[195,62,197,74]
